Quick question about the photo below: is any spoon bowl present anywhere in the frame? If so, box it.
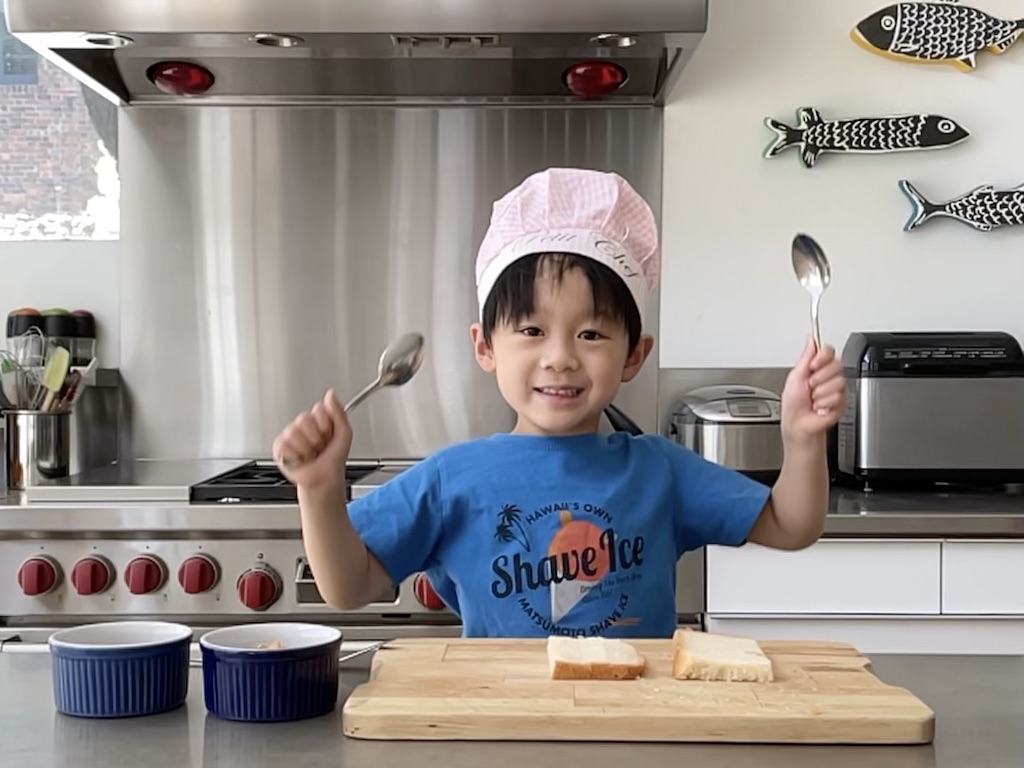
[791,233,832,349]
[345,332,425,411]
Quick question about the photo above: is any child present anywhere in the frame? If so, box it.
[273,167,846,639]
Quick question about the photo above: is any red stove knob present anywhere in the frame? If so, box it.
[17,555,62,596]
[413,573,446,610]
[178,554,220,594]
[71,556,114,596]
[124,555,167,595]
[237,566,281,611]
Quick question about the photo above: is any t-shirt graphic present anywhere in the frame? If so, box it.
[489,499,646,636]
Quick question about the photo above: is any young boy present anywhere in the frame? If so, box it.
[273,168,846,639]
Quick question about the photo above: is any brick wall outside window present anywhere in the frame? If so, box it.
[1,16,118,240]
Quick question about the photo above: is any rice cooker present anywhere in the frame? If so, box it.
[669,384,783,484]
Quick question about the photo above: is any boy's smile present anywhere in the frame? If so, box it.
[472,262,652,436]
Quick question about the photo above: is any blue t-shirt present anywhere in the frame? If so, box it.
[347,432,770,639]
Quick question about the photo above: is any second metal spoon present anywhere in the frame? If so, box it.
[791,233,832,350]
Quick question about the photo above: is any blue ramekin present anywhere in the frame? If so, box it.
[48,621,192,718]
[199,622,343,722]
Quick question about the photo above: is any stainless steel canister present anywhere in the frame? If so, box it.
[4,410,71,489]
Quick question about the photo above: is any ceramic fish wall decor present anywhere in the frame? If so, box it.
[763,107,969,168]
[898,179,1024,232]
[852,1,1024,72]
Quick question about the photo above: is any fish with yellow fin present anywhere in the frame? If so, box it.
[852,1,1024,72]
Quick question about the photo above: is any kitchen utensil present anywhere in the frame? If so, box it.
[199,622,344,722]
[281,332,425,468]
[47,621,192,718]
[345,331,425,412]
[0,352,18,409]
[188,639,383,669]
[343,637,935,744]
[603,403,643,435]
[791,232,832,350]
[38,345,70,412]
[7,320,45,368]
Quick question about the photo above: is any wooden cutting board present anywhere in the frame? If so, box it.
[342,637,935,744]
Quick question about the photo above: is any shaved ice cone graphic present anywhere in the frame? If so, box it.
[549,509,610,623]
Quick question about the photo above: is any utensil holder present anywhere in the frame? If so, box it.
[4,409,71,490]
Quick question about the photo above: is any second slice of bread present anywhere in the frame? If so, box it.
[672,629,774,683]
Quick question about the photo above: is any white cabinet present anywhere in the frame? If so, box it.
[705,539,942,614]
[941,541,1024,615]
[704,537,1024,654]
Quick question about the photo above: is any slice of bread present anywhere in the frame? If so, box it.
[671,629,774,683]
[547,636,646,680]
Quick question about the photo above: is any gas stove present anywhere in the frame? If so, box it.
[1,458,701,642]
[0,459,458,642]
[188,460,378,504]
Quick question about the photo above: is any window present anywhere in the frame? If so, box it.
[0,11,119,241]
[0,17,37,85]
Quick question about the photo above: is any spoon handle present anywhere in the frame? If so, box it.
[279,377,382,469]
[343,378,382,413]
[810,297,822,350]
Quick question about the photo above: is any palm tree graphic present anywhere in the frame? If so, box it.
[494,503,531,551]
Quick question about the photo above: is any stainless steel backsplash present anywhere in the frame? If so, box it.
[119,107,663,461]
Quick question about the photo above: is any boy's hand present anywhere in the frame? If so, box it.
[780,336,847,444]
[272,389,353,490]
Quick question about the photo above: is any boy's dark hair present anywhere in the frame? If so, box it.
[480,252,642,351]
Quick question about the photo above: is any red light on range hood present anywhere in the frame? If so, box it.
[146,61,215,97]
[563,60,627,98]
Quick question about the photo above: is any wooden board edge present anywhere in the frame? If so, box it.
[341,721,937,745]
[340,700,938,745]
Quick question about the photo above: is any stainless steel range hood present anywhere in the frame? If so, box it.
[3,0,706,107]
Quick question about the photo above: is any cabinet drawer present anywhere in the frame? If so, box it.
[942,541,1024,615]
[706,540,941,614]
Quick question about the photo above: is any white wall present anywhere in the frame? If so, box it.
[661,0,1024,367]
[0,241,120,365]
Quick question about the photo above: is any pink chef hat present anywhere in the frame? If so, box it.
[475,167,660,324]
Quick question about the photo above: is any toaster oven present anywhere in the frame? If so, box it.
[836,331,1024,489]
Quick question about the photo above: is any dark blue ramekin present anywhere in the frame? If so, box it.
[48,621,192,718]
[199,623,342,722]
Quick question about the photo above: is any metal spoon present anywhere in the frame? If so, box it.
[791,233,832,350]
[343,332,425,413]
[188,640,386,668]
[281,333,425,468]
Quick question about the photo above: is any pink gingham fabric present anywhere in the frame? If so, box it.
[475,167,660,324]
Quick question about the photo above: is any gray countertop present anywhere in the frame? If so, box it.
[2,650,1021,768]
[2,458,1024,537]
[3,486,1024,539]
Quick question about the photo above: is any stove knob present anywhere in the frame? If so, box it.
[413,573,446,610]
[237,565,282,611]
[178,554,220,594]
[124,555,167,595]
[17,555,62,596]
[71,556,114,596]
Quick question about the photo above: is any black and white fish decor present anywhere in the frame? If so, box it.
[763,107,970,169]
[898,179,1024,232]
[852,1,1024,72]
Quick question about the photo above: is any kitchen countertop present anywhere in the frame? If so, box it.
[2,458,1024,537]
[1,650,1021,768]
